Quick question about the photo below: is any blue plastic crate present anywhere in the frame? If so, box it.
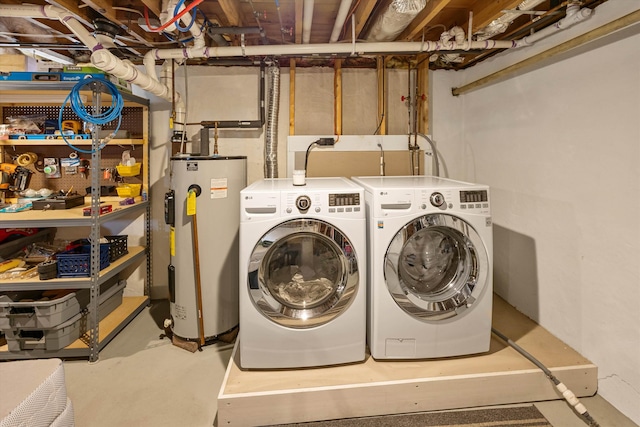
[56,244,110,277]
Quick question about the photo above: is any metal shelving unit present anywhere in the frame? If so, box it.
[0,79,151,362]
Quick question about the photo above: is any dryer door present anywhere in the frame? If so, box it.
[384,213,489,321]
[247,218,359,328]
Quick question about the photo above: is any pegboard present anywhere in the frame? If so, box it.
[2,106,144,137]
[1,144,143,196]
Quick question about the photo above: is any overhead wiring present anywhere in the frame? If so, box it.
[58,77,124,154]
[143,0,204,33]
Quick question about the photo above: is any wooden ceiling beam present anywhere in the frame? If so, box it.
[353,0,378,40]
[138,0,162,19]
[75,0,154,44]
[218,0,244,27]
[470,0,527,33]
[398,0,453,41]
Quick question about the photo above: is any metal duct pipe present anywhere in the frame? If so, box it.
[366,0,426,42]
[264,63,280,178]
[476,0,546,41]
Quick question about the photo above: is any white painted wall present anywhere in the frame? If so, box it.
[432,2,640,423]
[143,2,639,421]
[147,65,408,301]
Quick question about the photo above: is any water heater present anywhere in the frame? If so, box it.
[166,155,247,341]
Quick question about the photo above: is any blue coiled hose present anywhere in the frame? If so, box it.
[58,77,124,154]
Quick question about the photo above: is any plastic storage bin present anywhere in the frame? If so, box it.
[116,163,141,177]
[104,235,128,262]
[56,243,110,277]
[115,184,141,197]
[0,289,90,329]
[3,279,126,351]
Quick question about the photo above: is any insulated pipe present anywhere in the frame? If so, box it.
[302,0,314,44]
[330,0,354,43]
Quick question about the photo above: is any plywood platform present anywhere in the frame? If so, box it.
[217,296,597,426]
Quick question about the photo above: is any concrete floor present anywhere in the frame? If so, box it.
[63,300,638,427]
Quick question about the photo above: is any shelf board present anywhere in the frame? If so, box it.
[0,198,147,228]
[0,246,146,291]
[0,138,144,146]
[0,295,149,360]
[0,83,149,106]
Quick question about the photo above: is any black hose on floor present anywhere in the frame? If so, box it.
[491,327,600,427]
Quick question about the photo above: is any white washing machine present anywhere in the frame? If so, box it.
[351,176,493,359]
[239,177,366,369]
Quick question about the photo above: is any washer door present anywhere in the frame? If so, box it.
[384,213,489,321]
[247,218,359,328]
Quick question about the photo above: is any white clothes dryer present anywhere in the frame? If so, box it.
[351,176,493,360]
[239,177,366,369]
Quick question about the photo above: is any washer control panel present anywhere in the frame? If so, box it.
[284,191,362,216]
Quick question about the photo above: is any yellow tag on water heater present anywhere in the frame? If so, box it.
[170,227,175,256]
[187,190,196,216]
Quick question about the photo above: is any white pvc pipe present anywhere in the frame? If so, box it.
[514,7,592,47]
[149,39,518,62]
[330,0,353,43]
[0,3,593,101]
[302,0,314,44]
[0,4,174,101]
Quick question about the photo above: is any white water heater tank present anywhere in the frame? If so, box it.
[167,155,247,341]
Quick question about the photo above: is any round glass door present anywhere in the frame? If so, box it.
[384,214,489,321]
[247,219,359,328]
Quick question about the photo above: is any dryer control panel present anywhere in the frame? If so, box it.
[415,187,490,215]
[282,191,364,217]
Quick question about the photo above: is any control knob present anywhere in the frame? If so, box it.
[430,192,445,207]
[296,195,311,211]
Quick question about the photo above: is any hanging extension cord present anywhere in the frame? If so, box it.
[58,77,124,154]
[491,328,600,427]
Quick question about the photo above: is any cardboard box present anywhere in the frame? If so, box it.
[0,54,27,73]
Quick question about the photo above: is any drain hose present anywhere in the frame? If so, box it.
[491,327,600,427]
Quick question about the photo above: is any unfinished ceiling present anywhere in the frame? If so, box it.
[0,0,610,69]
